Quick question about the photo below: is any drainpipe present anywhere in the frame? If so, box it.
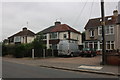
[47,33,50,49]
[68,30,70,42]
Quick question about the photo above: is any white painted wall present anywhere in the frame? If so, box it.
[70,32,82,45]
[27,36,35,43]
[59,32,68,39]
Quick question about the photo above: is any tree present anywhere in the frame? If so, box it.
[31,33,46,57]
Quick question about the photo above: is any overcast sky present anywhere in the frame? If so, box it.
[1,1,120,41]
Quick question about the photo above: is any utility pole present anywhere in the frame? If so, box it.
[101,0,106,65]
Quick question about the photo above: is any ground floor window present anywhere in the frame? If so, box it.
[100,42,102,49]
[51,44,57,50]
[94,42,98,49]
[84,41,115,50]
[106,41,110,50]
[106,41,114,50]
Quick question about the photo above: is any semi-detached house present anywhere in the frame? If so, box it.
[84,10,120,51]
[8,27,35,44]
[37,21,82,49]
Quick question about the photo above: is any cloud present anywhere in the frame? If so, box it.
[2,2,118,41]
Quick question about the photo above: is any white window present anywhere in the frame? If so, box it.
[98,26,102,35]
[14,36,21,42]
[105,26,109,35]
[109,26,114,34]
[106,41,110,50]
[106,41,114,50]
[108,17,112,20]
[42,34,47,39]
[111,41,114,50]
[50,32,57,39]
[98,25,114,35]
[90,30,94,37]
[105,25,114,35]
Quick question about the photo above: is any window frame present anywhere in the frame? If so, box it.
[90,30,94,37]
[50,32,58,39]
[98,26,102,35]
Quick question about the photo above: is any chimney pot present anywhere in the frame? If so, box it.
[113,10,118,16]
[54,21,61,26]
[23,27,27,31]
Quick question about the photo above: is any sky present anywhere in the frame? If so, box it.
[1,0,120,41]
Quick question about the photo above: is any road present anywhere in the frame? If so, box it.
[2,61,119,78]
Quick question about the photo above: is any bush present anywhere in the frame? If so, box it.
[13,44,26,58]
[2,44,15,56]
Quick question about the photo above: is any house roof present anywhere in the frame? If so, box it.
[85,14,120,29]
[8,28,35,39]
[50,24,81,34]
[39,23,81,34]
[38,26,55,34]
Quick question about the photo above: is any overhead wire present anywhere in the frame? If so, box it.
[80,0,94,25]
[74,0,94,32]
[88,0,94,20]
[72,0,88,27]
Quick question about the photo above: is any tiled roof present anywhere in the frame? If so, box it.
[50,24,81,34]
[85,14,120,29]
[39,24,81,34]
[38,26,55,34]
[8,29,35,39]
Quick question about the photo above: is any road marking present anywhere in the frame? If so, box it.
[78,65,103,70]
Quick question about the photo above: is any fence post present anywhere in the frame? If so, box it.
[43,49,45,58]
[32,49,34,59]
[52,49,54,57]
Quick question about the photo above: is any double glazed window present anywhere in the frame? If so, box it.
[50,32,57,39]
[14,36,21,42]
[90,30,94,37]
[43,34,47,39]
[98,25,114,35]
[106,41,114,50]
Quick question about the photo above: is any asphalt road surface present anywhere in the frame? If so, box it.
[2,61,119,78]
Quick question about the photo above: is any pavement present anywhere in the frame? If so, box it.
[2,55,120,76]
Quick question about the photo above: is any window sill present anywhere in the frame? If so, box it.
[90,36,94,38]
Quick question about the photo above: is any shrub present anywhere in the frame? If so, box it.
[13,44,26,58]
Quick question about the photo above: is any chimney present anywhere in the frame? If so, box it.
[54,21,61,26]
[113,10,118,16]
[23,27,27,31]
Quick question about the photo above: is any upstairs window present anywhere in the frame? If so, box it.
[50,32,57,39]
[109,26,114,34]
[63,34,67,39]
[105,26,114,35]
[98,26,102,35]
[14,36,21,42]
[98,25,114,35]
[43,34,47,39]
[105,26,109,35]
[90,30,94,37]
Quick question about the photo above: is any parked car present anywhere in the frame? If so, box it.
[80,48,97,57]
